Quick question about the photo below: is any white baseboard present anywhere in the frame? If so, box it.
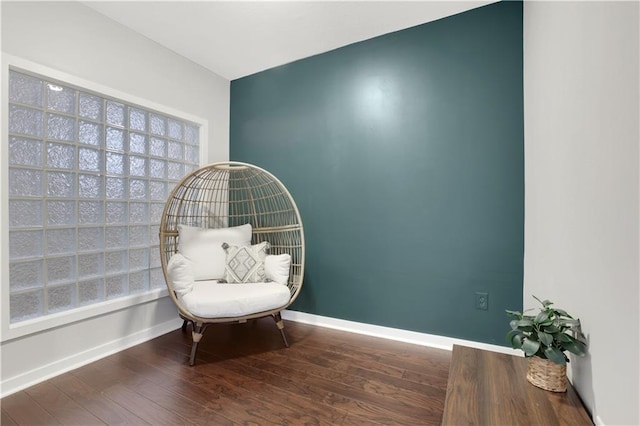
[1,310,519,399]
[594,415,605,426]
[0,317,183,398]
[282,309,521,356]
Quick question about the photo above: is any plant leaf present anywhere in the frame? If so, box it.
[510,333,524,350]
[538,331,553,347]
[544,323,561,334]
[555,332,571,343]
[535,310,550,324]
[544,346,566,365]
[522,338,541,357]
[510,319,519,330]
[506,309,522,317]
[517,318,534,327]
[506,329,522,341]
[561,318,580,329]
[562,337,588,357]
[533,295,553,307]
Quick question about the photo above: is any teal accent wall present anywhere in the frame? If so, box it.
[230,1,523,345]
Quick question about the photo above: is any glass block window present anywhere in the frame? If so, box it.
[8,69,200,323]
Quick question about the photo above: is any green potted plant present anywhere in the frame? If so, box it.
[506,296,587,392]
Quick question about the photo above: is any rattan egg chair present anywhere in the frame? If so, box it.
[159,162,304,365]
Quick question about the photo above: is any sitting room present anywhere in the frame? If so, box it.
[1,1,638,425]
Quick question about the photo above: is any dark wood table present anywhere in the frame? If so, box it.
[442,345,592,425]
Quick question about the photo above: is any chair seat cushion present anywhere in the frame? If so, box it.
[179,281,291,318]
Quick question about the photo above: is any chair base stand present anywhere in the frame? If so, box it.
[189,322,206,366]
[273,312,289,347]
[180,312,290,365]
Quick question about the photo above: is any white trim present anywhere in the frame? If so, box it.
[3,288,169,342]
[282,309,523,356]
[198,122,209,165]
[1,50,9,347]
[0,316,183,398]
[0,309,521,399]
[3,54,208,127]
[594,415,605,426]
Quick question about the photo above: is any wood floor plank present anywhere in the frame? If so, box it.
[243,355,440,424]
[121,344,349,425]
[1,391,60,425]
[50,374,149,425]
[253,346,442,410]
[286,327,421,376]
[1,408,18,425]
[24,381,105,426]
[100,352,276,425]
[163,320,449,424]
[122,376,238,426]
[124,344,345,425]
[342,412,385,426]
[230,322,449,395]
[102,383,187,426]
[340,362,448,397]
[287,324,450,380]
[70,361,123,392]
[286,323,452,394]
[1,319,453,425]
[403,368,450,389]
[197,321,446,422]
[178,343,433,424]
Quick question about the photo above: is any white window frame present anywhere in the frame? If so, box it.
[0,54,208,342]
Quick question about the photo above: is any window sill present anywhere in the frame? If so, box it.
[1,287,169,343]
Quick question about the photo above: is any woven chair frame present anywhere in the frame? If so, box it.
[159,162,305,364]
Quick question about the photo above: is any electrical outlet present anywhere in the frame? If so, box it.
[475,292,489,310]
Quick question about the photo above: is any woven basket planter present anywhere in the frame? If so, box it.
[526,356,567,392]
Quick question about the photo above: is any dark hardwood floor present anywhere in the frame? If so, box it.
[1,318,451,425]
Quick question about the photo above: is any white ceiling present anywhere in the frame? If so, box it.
[84,1,495,81]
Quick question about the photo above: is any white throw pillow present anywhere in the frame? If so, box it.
[265,253,291,285]
[222,241,270,283]
[167,253,194,296]
[177,223,252,280]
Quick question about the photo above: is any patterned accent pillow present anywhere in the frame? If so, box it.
[222,241,270,283]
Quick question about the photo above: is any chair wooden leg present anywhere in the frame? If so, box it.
[189,323,205,366]
[272,312,289,347]
[181,319,188,332]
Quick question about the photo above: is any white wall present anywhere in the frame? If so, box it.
[1,1,230,163]
[524,2,639,425]
[0,1,229,396]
